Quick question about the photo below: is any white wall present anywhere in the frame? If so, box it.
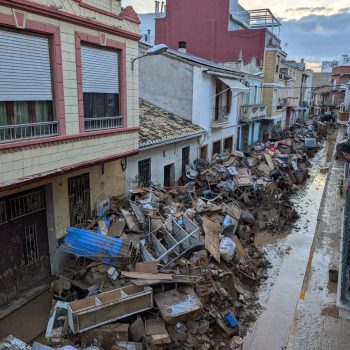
[192,66,239,157]
[126,138,199,190]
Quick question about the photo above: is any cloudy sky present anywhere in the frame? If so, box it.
[123,0,350,70]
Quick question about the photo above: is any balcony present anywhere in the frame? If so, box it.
[276,98,288,111]
[287,97,299,108]
[0,121,58,143]
[211,107,230,128]
[84,116,123,131]
[239,104,267,122]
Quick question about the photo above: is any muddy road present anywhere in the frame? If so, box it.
[244,139,332,350]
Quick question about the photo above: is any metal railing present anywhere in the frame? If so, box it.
[240,104,267,122]
[84,117,123,131]
[0,121,58,143]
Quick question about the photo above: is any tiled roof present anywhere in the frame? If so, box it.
[139,99,205,148]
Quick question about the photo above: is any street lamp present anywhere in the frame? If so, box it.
[131,44,168,70]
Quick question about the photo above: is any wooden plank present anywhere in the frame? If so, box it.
[121,272,173,280]
[121,209,142,233]
[232,235,247,257]
[135,261,158,273]
[203,215,221,263]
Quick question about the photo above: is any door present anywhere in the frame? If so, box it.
[286,109,291,127]
[200,145,208,160]
[182,146,190,175]
[164,164,175,188]
[0,187,50,306]
[68,173,91,226]
[242,125,249,152]
[138,159,151,187]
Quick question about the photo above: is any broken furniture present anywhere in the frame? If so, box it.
[154,287,202,324]
[67,285,153,333]
[141,215,201,268]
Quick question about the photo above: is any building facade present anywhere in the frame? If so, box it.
[0,0,140,317]
[139,43,249,159]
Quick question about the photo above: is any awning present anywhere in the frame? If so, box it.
[218,77,249,91]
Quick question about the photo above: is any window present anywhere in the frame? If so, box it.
[212,140,222,156]
[0,30,57,142]
[224,137,233,152]
[81,45,121,130]
[138,159,151,187]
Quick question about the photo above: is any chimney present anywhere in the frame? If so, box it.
[178,41,187,53]
[155,1,160,14]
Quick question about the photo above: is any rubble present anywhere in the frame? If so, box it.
[2,118,331,349]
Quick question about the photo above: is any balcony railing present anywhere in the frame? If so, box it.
[85,117,123,131]
[0,121,58,143]
[211,107,230,128]
[240,104,267,122]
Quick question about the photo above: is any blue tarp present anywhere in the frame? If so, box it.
[61,227,127,265]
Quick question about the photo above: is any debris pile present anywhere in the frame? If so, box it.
[1,120,331,350]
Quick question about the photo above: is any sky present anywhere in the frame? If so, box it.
[123,0,350,71]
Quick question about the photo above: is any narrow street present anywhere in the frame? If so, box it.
[245,135,336,350]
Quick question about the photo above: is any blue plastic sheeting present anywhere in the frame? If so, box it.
[61,227,127,265]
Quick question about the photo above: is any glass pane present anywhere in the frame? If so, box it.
[14,101,29,124]
[34,101,50,122]
[0,102,7,126]
[107,94,117,117]
[83,93,93,118]
[95,93,105,118]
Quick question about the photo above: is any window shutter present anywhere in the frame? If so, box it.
[81,46,119,94]
[0,30,52,101]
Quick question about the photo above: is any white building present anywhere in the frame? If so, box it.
[127,99,205,189]
[139,43,249,160]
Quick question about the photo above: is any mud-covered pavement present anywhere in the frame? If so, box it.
[244,138,333,350]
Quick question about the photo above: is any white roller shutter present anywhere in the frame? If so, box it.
[81,45,119,94]
[0,30,52,101]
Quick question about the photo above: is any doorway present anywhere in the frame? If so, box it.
[242,125,249,152]
[0,187,50,306]
[182,146,190,175]
[200,145,208,160]
[164,163,175,188]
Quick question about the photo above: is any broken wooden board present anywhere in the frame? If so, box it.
[264,153,275,171]
[145,319,171,345]
[257,162,271,176]
[232,236,247,257]
[121,271,173,280]
[135,261,158,274]
[121,209,142,233]
[231,149,245,158]
[108,219,126,237]
[203,215,221,263]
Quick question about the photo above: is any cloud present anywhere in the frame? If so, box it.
[285,7,331,13]
[280,12,350,65]
[338,7,350,12]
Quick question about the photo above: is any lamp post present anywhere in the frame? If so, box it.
[131,44,168,70]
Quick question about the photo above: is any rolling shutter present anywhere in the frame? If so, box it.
[81,45,119,94]
[0,30,52,101]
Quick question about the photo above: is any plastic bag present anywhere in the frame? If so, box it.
[220,237,236,262]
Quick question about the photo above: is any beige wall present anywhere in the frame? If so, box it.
[0,160,126,239]
[0,2,139,187]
